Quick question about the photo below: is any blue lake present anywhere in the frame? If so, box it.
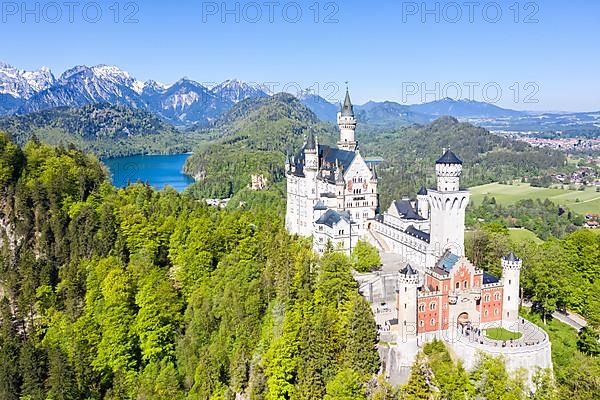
[102,154,195,192]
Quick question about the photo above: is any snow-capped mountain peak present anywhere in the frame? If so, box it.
[143,80,168,92]
[0,62,56,99]
[211,78,270,103]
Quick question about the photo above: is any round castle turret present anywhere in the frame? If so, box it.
[416,186,429,219]
[502,252,522,329]
[397,264,419,342]
[428,150,470,260]
[337,89,357,151]
[304,132,318,171]
[435,150,463,192]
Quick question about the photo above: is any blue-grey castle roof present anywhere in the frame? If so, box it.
[306,131,316,150]
[315,209,351,228]
[483,272,500,285]
[400,264,418,276]
[437,251,460,273]
[503,252,520,262]
[436,149,463,165]
[394,200,425,221]
[405,225,430,243]
[341,89,354,117]
[313,201,328,211]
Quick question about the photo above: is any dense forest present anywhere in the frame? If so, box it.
[0,134,383,399]
[0,104,206,158]
[358,117,567,208]
[183,94,337,199]
[3,133,599,400]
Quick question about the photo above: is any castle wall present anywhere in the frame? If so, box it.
[372,220,429,267]
[448,327,553,383]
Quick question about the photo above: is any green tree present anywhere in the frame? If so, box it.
[324,368,366,400]
[342,295,380,376]
[351,240,381,273]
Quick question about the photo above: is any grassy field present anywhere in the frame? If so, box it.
[470,182,600,215]
[485,327,523,341]
[508,228,544,244]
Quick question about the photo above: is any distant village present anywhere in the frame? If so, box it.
[553,166,600,187]
[495,130,600,152]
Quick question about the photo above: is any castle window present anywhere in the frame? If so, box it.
[464,280,468,289]
[509,279,512,285]
[507,312,510,318]
[494,292,501,301]
[455,282,460,290]
[494,309,499,316]
[485,294,491,302]
[430,318,435,326]
[430,302,436,311]
[404,304,407,309]
[508,296,511,301]
[484,310,489,317]
[419,320,424,327]
[418,304,425,312]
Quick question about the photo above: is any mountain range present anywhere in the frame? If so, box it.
[1,61,598,134]
[0,62,271,126]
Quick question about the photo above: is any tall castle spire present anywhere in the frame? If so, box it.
[337,86,357,151]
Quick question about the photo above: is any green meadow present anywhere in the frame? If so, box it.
[508,228,544,244]
[470,182,600,215]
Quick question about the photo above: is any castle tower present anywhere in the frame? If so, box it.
[416,186,429,219]
[428,150,470,262]
[304,132,318,172]
[337,89,357,151]
[397,264,419,343]
[335,160,345,211]
[501,252,522,329]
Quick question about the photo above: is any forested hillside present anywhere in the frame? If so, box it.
[184,93,337,198]
[0,104,205,158]
[183,99,567,205]
[360,117,567,208]
[0,134,380,399]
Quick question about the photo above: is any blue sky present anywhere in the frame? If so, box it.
[1,0,598,111]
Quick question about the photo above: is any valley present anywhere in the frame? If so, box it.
[470,182,600,216]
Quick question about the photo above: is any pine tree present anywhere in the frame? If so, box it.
[342,295,380,376]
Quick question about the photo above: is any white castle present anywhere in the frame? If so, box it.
[285,88,468,266]
[285,89,552,384]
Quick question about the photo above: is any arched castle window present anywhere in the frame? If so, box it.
[418,304,425,312]
[430,302,436,311]
[455,282,460,290]
[419,320,424,327]
[463,280,468,289]
[484,310,489,317]
[430,318,435,326]
[494,309,499,316]
[485,294,491,302]
[494,292,501,301]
